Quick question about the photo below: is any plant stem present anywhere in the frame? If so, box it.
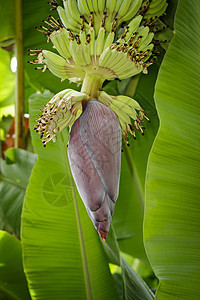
[15,0,24,148]
[81,73,103,99]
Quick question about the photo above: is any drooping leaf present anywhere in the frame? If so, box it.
[121,257,154,300]
[0,230,31,300]
[104,227,154,300]
[21,91,120,300]
[0,148,37,236]
[144,0,200,298]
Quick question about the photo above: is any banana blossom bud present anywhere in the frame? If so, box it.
[68,101,121,240]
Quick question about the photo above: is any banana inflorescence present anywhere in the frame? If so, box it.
[30,0,168,145]
[30,0,168,240]
[29,0,167,81]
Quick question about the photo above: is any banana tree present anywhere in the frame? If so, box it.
[0,0,200,299]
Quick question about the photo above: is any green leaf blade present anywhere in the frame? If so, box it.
[0,48,15,110]
[0,148,37,235]
[0,231,31,300]
[0,0,15,44]
[104,227,154,300]
[144,0,200,298]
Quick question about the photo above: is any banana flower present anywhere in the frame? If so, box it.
[30,0,167,239]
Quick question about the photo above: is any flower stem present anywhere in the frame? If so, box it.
[15,0,24,148]
[81,73,103,100]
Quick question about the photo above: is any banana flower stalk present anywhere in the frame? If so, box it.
[30,0,167,240]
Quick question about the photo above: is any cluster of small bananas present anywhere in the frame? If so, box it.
[34,89,87,146]
[29,0,167,81]
[30,0,167,146]
[34,88,148,146]
[98,91,149,141]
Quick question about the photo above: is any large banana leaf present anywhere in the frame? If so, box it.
[0,148,37,236]
[21,91,120,300]
[0,230,31,300]
[144,0,200,298]
[0,0,14,45]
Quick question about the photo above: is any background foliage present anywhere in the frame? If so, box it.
[0,0,200,299]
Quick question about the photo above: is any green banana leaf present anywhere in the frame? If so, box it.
[0,48,15,112]
[0,230,31,300]
[0,0,15,45]
[144,0,200,298]
[104,227,154,300]
[21,91,120,300]
[0,148,37,236]
[0,116,13,140]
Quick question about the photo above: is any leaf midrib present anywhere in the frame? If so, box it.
[0,174,26,190]
[0,285,22,300]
